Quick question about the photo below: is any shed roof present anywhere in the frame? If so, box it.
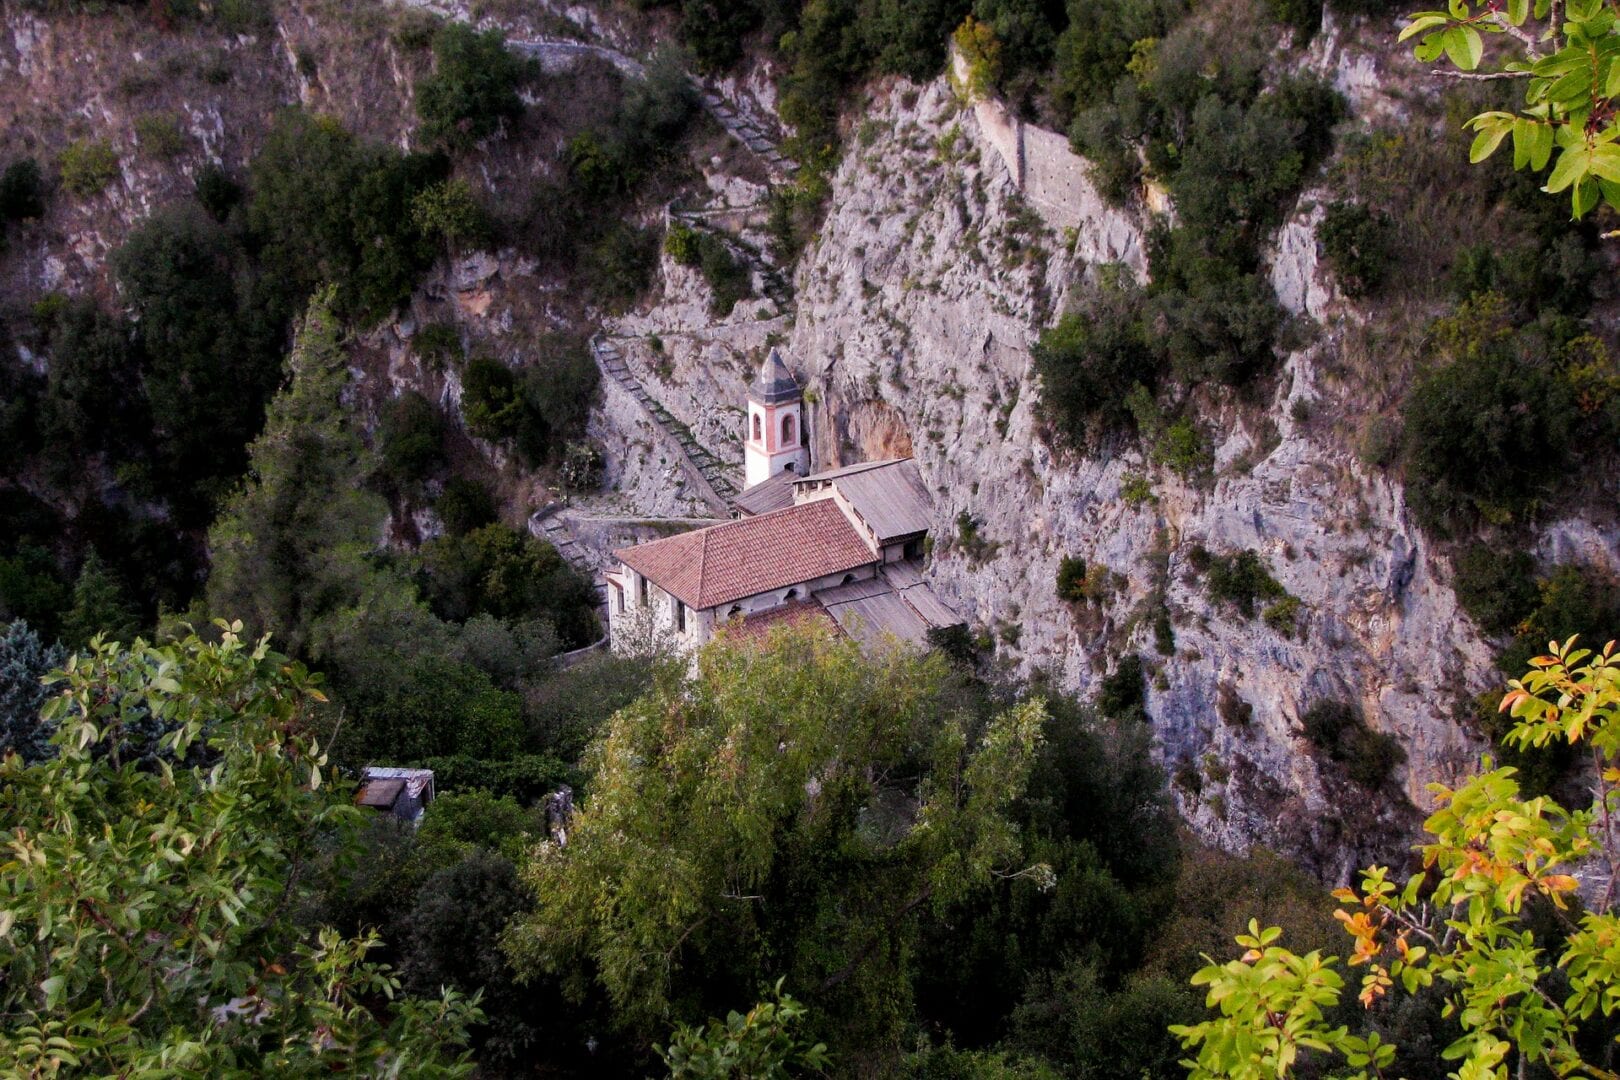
[733,471,797,517]
[615,499,874,610]
[798,458,931,543]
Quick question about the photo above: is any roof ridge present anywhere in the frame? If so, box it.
[695,523,709,605]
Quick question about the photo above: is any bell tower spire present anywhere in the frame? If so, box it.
[744,348,809,489]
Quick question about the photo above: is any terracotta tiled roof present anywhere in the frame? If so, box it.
[615,499,874,609]
[717,600,842,648]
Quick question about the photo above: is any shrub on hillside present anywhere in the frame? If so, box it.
[59,140,120,197]
[1318,201,1391,298]
[1300,699,1404,790]
[1203,549,1286,619]
[1402,304,1575,533]
[436,477,498,537]
[379,391,446,489]
[0,159,45,222]
[1056,556,1087,604]
[415,24,526,151]
[1033,281,1155,442]
[1451,543,1538,637]
[134,112,189,159]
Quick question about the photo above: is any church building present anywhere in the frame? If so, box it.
[605,351,961,654]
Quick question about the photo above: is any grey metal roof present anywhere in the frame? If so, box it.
[733,471,796,516]
[807,459,932,543]
[821,589,933,649]
[749,348,800,405]
[812,559,962,651]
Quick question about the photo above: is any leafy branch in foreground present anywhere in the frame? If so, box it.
[0,625,481,1076]
[1401,0,1620,220]
[1173,637,1620,1079]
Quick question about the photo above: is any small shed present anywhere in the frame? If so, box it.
[355,766,435,826]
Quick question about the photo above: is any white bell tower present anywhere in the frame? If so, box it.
[744,348,810,489]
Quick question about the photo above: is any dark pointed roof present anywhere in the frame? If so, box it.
[749,348,800,405]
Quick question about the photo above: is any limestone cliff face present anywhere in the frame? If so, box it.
[617,67,1506,880]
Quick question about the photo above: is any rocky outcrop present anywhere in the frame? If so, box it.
[622,69,1501,880]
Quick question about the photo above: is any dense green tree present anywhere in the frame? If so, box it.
[37,295,147,457]
[0,158,45,223]
[1032,280,1154,441]
[415,25,526,150]
[1402,296,1575,532]
[378,389,447,490]
[0,619,65,764]
[505,625,1048,1057]
[0,627,480,1075]
[205,287,393,658]
[418,523,598,647]
[249,110,445,325]
[115,201,281,519]
[59,552,140,649]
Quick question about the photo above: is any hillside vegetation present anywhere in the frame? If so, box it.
[2,0,1620,1075]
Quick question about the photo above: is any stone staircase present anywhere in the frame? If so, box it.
[668,203,794,314]
[699,90,798,178]
[591,335,740,506]
[529,504,605,598]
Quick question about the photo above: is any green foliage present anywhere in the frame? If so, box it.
[116,201,282,521]
[58,139,119,197]
[36,295,148,457]
[659,980,831,1078]
[0,546,70,644]
[1098,653,1146,719]
[1055,556,1087,604]
[59,552,140,649]
[667,222,755,315]
[582,221,660,309]
[416,24,526,151]
[192,163,243,221]
[461,356,524,443]
[379,390,447,490]
[1175,636,1620,1079]
[435,476,498,537]
[411,177,492,250]
[1267,0,1321,39]
[1299,699,1404,790]
[1032,280,1154,442]
[0,619,65,764]
[1318,201,1392,298]
[419,524,599,647]
[205,289,392,659]
[0,627,480,1075]
[1452,542,1539,636]
[413,320,464,369]
[677,0,762,74]
[418,753,580,806]
[1408,0,1620,218]
[249,109,446,326]
[1201,549,1286,619]
[505,626,1049,1048]
[134,111,189,159]
[0,158,45,222]
[1401,294,1576,533]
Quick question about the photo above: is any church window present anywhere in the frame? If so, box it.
[752,414,762,442]
[638,575,649,607]
[841,574,855,585]
[675,598,686,633]
[781,413,796,445]
[728,605,742,620]
[784,588,798,602]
